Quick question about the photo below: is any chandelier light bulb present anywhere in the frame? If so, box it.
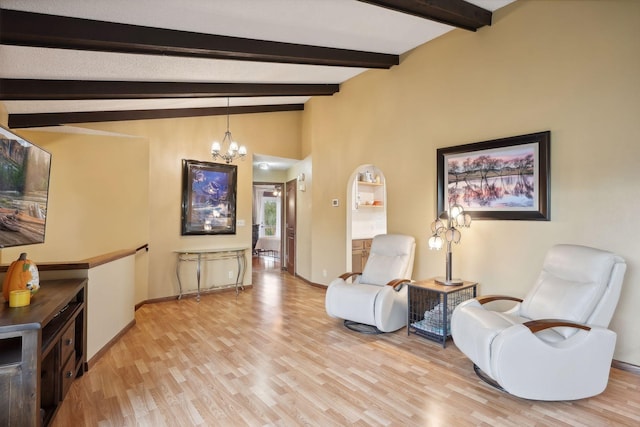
[211,141,221,154]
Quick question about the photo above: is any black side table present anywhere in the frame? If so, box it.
[407,279,478,347]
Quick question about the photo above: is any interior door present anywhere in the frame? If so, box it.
[285,179,297,275]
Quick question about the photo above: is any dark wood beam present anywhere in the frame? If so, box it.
[0,9,398,69]
[0,79,339,100]
[8,104,305,128]
[357,0,492,31]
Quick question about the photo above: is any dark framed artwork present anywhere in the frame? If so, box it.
[181,159,237,235]
[437,131,550,220]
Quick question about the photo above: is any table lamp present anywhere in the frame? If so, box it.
[428,203,471,285]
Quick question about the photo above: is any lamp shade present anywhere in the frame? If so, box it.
[428,235,443,250]
[445,228,461,244]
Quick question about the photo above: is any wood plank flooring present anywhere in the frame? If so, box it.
[52,257,640,426]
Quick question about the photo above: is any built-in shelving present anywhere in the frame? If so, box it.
[355,179,385,209]
[351,166,387,244]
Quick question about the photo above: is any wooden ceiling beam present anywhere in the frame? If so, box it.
[0,9,398,69]
[357,0,492,31]
[8,104,305,128]
[0,79,339,100]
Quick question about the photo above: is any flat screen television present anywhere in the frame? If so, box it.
[0,125,52,248]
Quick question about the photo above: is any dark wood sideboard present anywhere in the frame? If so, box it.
[0,278,87,427]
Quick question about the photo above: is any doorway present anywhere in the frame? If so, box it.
[285,178,297,276]
[252,183,284,270]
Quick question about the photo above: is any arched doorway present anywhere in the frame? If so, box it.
[346,165,387,271]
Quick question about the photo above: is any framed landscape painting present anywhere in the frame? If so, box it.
[437,131,550,220]
[0,125,52,248]
[181,159,237,235]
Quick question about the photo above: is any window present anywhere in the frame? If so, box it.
[263,200,277,236]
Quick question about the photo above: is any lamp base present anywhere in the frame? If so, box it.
[434,277,464,286]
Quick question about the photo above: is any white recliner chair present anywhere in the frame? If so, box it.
[325,234,415,333]
[451,244,626,401]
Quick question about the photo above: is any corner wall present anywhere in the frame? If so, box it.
[302,0,640,364]
[287,156,312,279]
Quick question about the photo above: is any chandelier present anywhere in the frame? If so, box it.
[428,203,472,285]
[211,98,247,164]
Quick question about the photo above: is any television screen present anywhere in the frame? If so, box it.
[0,125,52,248]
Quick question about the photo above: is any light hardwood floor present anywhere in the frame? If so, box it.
[52,257,640,426]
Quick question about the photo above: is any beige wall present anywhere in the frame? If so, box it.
[0,111,300,301]
[86,255,136,360]
[0,103,7,126]
[76,111,302,299]
[253,167,287,183]
[302,0,640,364]
[0,130,149,264]
[286,156,312,279]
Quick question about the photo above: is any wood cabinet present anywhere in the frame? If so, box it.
[352,238,372,272]
[0,279,87,427]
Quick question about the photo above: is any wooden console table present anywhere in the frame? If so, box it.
[175,248,248,301]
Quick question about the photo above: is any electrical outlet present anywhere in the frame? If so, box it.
[228,271,233,279]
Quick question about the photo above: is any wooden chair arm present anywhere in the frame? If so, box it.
[339,272,361,281]
[476,295,523,305]
[386,279,411,290]
[336,274,409,290]
[523,319,591,334]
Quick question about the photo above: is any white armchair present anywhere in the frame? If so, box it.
[451,244,626,401]
[325,234,415,333]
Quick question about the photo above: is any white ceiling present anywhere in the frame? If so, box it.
[0,0,515,170]
[0,0,515,115]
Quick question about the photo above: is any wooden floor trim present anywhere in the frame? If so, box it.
[295,273,326,289]
[612,359,640,375]
[87,319,136,369]
[135,284,254,310]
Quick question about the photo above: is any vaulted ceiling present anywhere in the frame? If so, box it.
[0,0,515,130]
